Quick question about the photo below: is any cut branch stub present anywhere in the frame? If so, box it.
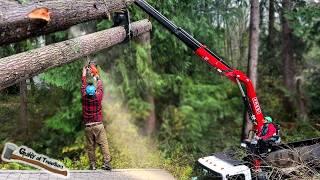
[27,7,51,22]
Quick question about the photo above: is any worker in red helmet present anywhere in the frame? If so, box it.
[81,64,111,171]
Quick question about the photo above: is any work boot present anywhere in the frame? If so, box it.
[89,163,97,170]
[102,161,112,171]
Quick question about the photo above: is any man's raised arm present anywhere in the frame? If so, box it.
[81,66,87,96]
[96,77,103,101]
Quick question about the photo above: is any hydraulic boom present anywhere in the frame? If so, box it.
[134,0,265,139]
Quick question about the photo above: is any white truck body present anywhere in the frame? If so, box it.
[198,155,252,180]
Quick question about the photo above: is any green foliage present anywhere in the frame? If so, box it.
[127,98,151,120]
[159,79,242,156]
[40,61,83,134]
[96,20,113,31]
[306,67,320,117]
[161,145,194,180]
[45,105,81,133]
[0,162,35,170]
[287,3,320,45]
[41,61,82,91]
[45,31,68,43]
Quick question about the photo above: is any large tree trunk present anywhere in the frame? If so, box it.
[268,0,276,49]
[244,0,259,136]
[247,0,260,89]
[135,32,156,135]
[245,0,260,138]
[0,0,133,45]
[266,0,276,71]
[281,0,296,119]
[259,1,265,28]
[0,20,152,90]
[282,0,295,91]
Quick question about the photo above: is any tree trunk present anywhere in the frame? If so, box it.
[268,0,276,49]
[29,78,35,95]
[13,42,28,136]
[281,0,295,91]
[0,0,134,45]
[134,32,156,135]
[247,0,260,89]
[259,1,264,28]
[296,78,307,119]
[245,0,260,137]
[19,80,28,136]
[145,95,156,135]
[0,19,152,90]
[281,0,296,119]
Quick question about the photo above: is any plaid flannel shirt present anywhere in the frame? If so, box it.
[81,76,103,124]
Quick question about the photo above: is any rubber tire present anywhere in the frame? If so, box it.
[257,172,268,180]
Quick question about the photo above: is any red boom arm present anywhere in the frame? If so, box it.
[195,46,264,133]
[134,0,265,135]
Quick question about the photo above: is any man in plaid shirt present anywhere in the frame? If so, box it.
[81,64,111,170]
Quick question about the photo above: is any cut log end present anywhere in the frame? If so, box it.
[27,8,51,22]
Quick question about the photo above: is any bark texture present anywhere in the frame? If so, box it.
[247,0,260,89]
[0,19,152,90]
[0,0,134,44]
[245,0,260,137]
[266,144,320,170]
[281,0,296,118]
[268,0,276,49]
[281,0,295,91]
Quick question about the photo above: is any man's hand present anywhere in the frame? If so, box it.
[93,75,100,81]
[90,64,99,77]
[82,66,88,77]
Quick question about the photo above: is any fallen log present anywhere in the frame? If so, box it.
[264,143,320,178]
[0,0,134,45]
[0,19,152,90]
[266,143,320,168]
